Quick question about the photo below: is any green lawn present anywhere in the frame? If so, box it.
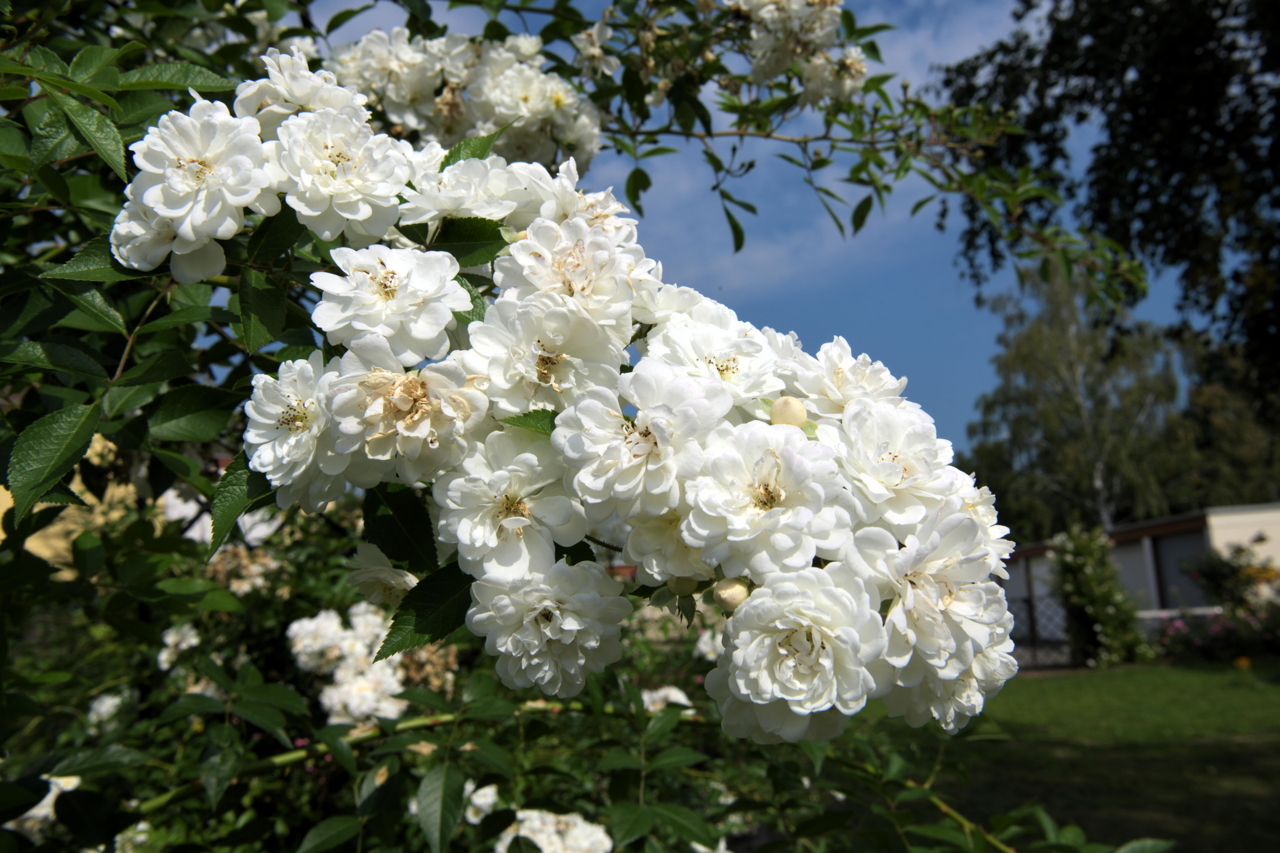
[867,660,1280,850]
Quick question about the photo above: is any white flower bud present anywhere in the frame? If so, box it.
[770,396,808,427]
[713,577,751,613]
[667,576,699,596]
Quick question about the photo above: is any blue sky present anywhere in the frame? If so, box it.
[314,0,1185,450]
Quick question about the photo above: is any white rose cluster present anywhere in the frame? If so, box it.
[287,602,410,724]
[107,47,1016,744]
[727,0,869,105]
[327,28,602,170]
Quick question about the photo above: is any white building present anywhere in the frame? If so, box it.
[1002,502,1280,665]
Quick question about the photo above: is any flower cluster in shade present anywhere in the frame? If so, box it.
[727,0,869,105]
[326,28,601,169]
[109,46,1017,744]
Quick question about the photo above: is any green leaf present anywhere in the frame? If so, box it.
[0,341,108,380]
[441,125,508,168]
[40,236,146,283]
[43,90,126,180]
[246,207,307,265]
[119,63,237,91]
[1114,842,1176,853]
[34,74,120,110]
[147,385,240,442]
[597,748,644,771]
[326,3,375,34]
[7,404,100,519]
[611,802,654,848]
[722,205,744,253]
[374,564,471,662]
[52,745,148,778]
[68,46,120,83]
[499,409,557,436]
[72,531,104,576]
[114,351,194,387]
[648,803,716,848]
[296,816,363,853]
[208,451,274,558]
[647,746,707,772]
[155,693,224,725]
[237,683,308,715]
[156,577,220,601]
[238,269,286,352]
[429,217,507,267]
[230,699,289,745]
[138,305,238,334]
[626,167,651,216]
[852,195,874,234]
[318,726,358,774]
[29,105,85,169]
[201,746,242,809]
[451,275,488,328]
[102,382,160,418]
[416,763,465,853]
[363,484,436,571]
[45,279,128,334]
[34,163,71,205]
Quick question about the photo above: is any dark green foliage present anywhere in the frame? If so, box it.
[1049,526,1153,667]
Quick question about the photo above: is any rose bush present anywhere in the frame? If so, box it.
[0,1,1170,851]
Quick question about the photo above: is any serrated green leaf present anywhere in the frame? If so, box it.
[429,217,507,267]
[102,383,160,418]
[68,46,120,83]
[363,484,436,571]
[441,125,508,168]
[208,450,274,558]
[296,816,362,853]
[451,276,487,327]
[43,90,126,180]
[44,280,128,334]
[7,404,100,519]
[114,350,193,387]
[147,385,240,442]
[611,802,654,847]
[0,341,108,380]
[119,63,237,91]
[238,269,285,351]
[246,207,306,265]
[138,305,238,334]
[375,564,471,662]
[40,236,146,283]
[498,409,557,436]
[35,74,119,110]
[416,763,464,853]
[29,105,84,169]
[648,803,716,848]
[647,746,707,772]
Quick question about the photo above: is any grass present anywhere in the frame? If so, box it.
[866,659,1280,850]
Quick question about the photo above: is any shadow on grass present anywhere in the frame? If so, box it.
[940,733,1280,850]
